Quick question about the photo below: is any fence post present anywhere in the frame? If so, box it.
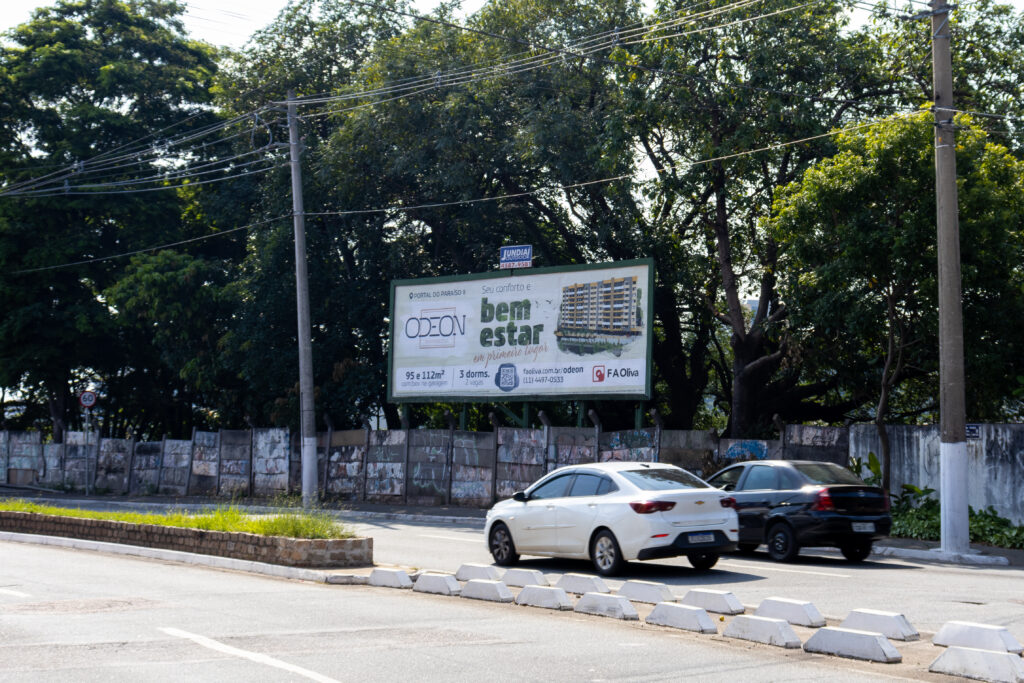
[489,412,501,505]
[651,408,664,463]
[361,421,371,503]
[445,411,456,506]
[184,427,196,496]
[155,435,167,494]
[124,436,136,495]
[401,408,411,504]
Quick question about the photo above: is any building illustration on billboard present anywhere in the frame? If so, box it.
[555,276,643,356]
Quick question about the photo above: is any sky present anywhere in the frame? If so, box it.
[0,0,485,48]
[4,0,1024,49]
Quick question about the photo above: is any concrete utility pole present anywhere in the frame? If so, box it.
[929,0,969,554]
[287,91,318,509]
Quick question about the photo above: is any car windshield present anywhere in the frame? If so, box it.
[619,467,709,491]
[792,462,865,486]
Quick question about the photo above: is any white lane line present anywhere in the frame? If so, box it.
[0,588,31,598]
[160,627,340,683]
[719,561,850,578]
[419,534,481,543]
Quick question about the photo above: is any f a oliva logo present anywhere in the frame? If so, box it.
[403,307,467,348]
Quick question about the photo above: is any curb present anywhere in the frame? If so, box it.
[0,530,341,582]
[874,545,1011,566]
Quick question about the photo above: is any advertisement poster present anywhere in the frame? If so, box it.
[388,260,653,401]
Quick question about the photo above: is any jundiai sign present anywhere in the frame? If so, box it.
[388,260,653,401]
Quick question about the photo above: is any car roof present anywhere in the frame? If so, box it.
[727,460,839,467]
[554,461,679,474]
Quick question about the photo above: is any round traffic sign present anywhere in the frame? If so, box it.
[79,391,97,408]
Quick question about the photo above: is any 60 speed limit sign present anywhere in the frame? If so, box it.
[78,391,97,409]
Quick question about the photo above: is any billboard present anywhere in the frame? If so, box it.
[388,260,653,402]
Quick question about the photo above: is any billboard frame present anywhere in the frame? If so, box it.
[387,258,654,403]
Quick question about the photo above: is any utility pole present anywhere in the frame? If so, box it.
[287,91,318,509]
[929,0,969,554]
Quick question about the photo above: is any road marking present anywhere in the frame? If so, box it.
[719,561,850,578]
[160,627,340,683]
[419,534,480,543]
[0,588,31,598]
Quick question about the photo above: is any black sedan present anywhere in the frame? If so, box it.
[705,460,891,563]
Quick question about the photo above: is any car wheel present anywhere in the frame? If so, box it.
[737,543,759,554]
[688,552,719,570]
[766,523,800,562]
[488,522,519,566]
[840,540,873,563]
[590,529,625,577]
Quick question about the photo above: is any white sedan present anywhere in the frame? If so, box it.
[484,461,739,576]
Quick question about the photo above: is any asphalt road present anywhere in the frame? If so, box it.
[0,541,955,682]
[354,517,1024,636]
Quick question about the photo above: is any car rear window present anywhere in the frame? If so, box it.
[792,462,865,485]
[619,467,709,491]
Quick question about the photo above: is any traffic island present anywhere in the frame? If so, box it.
[0,510,372,568]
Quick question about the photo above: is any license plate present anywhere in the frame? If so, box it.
[688,533,715,544]
[852,522,875,533]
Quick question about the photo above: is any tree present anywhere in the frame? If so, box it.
[613,0,896,436]
[773,111,1024,487]
[0,0,219,439]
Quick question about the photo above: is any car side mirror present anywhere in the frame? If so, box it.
[512,490,527,502]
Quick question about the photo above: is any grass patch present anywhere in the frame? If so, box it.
[0,499,354,540]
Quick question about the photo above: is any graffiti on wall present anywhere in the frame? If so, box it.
[497,429,545,466]
[555,431,595,466]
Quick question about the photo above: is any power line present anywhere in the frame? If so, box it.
[11,109,921,274]
[9,215,290,275]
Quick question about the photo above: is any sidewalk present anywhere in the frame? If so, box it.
[1,485,1019,566]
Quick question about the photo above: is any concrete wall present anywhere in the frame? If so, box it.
[850,424,1024,525]
[3,423,1021,523]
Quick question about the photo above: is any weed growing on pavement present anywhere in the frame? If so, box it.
[0,499,353,539]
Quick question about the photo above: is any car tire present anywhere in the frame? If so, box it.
[840,540,873,563]
[766,523,800,563]
[590,529,625,577]
[488,522,519,566]
[687,552,719,570]
[737,543,759,554]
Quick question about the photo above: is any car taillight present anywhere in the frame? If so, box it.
[811,488,835,511]
[630,500,676,514]
[720,496,736,508]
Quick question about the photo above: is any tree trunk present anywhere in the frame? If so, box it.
[47,381,68,444]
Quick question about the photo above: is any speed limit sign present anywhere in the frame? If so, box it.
[78,391,97,409]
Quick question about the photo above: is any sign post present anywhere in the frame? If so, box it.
[79,391,97,495]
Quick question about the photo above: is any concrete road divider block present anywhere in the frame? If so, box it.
[646,603,717,634]
[574,592,639,621]
[929,646,1024,683]
[803,627,902,663]
[515,585,574,611]
[723,615,801,649]
[556,573,610,595]
[502,568,549,587]
[455,563,502,582]
[933,621,1024,654]
[617,580,675,604]
[754,597,825,628]
[368,568,413,589]
[413,573,461,596]
[460,579,514,603]
[680,589,744,615]
[840,609,919,641]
